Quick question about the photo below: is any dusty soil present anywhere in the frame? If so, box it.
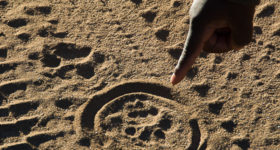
[0,0,279,149]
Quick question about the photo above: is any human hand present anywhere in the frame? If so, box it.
[170,0,257,85]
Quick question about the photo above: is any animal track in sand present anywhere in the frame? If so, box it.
[155,29,170,41]
[0,60,19,74]
[40,42,91,68]
[191,83,211,97]
[5,18,28,28]
[168,47,182,60]
[75,80,172,131]
[40,53,61,68]
[208,102,224,115]
[25,131,65,147]
[0,79,30,96]
[37,27,68,38]
[24,5,52,16]
[37,28,50,37]
[92,52,105,64]
[75,63,95,79]
[256,3,275,18]
[221,120,237,133]
[0,46,8,59]
[50,31,68,38]
[0,100,39,118]
[64,51,104,79]
[43,50,103,79]
[0,130,65,149]
[0,116,39,139]
[75,80,206,149]
[232,137,250,150]
[55,98,73,109]
[53,65,75,79]
[39,43,93,75]
[0,142,33,150]
[46,42,91,60]
[0,78,65,148]
[28,52,40,60]
[141,10,157,23]
[16,33,31,42]
[78,137,91,147]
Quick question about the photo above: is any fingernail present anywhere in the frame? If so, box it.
[170,73,176,85]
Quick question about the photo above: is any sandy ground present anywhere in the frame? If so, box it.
[0,0,279,149]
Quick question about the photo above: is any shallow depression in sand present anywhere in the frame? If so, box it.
[95,93,191,148]
[74,80,202,149]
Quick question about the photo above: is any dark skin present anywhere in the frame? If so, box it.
[170,0,257,85]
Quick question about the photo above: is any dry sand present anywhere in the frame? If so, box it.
[0,0,279,149]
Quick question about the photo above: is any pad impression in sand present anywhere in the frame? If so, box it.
[75,80,204,149]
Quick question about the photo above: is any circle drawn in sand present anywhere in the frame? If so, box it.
[75,80,204,149]
[95,93,192,148]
